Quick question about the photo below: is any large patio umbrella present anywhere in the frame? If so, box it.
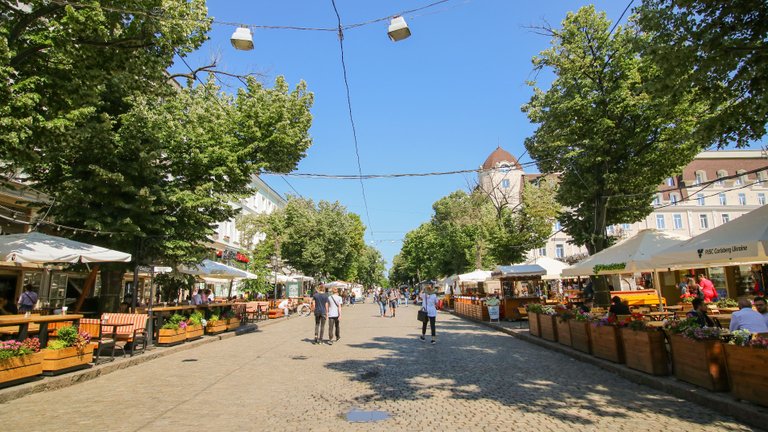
[562,229,690,277]
[180,259,257,280]
[0,232,131,263]
[651,204,768,268]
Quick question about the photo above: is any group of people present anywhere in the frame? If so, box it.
[687,296,768,333]
[309,284,343,345]
[374,287,406,318]
[190,288,215,305]
[679,274,719,303]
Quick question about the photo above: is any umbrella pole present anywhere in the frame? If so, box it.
[227,279,233,300]
[653,271,664,312]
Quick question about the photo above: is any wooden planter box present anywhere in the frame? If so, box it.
[569,320,592,354]
[724,344,768,406]
[668,334,728,391]
[157,328,186,346]
[185,324,204,340]
[205,320,227,335]
[539,314,558,342]
[528,312,541,337]
[0,352,44,386]
[226,318,241,331]
[42,344,94,375]
[591,325,624,363]
[556,318,572,347]
[621,328,669,376]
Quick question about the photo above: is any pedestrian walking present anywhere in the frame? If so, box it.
[328,287,342,343]
[389,288,399,318]
[311,284,330,344]
[420,284,438,344]
[377,288,388,317]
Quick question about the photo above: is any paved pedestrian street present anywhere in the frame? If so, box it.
[0,303,755,431]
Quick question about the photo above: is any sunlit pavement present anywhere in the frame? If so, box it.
[0,301,754,431]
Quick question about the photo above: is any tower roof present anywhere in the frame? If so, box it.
[482,146,521,170]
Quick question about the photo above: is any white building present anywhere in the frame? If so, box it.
[477,147,768,262]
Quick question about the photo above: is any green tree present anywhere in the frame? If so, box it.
[356,245,387,290]
[522,6,704,256]
[637,0,768,147]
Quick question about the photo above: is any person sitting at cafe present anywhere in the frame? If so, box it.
[191,289,203,305]
[278,298,291,317]
[579,299,593,314]
[608,296,630,317]
[754,297,768,326]
[729,298,768,333]
[686,298,716,327]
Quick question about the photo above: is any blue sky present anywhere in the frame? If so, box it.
[175,1,635,268]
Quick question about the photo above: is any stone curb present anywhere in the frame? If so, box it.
[448,311,768,431]
[0,318,291,405]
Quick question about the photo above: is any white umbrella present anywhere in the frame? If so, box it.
[180,259,257,280]
[522,256,571,280]
[457,269,493,282]
[562,229,690,277]
[652,204,768,268]
[0,232,131,263]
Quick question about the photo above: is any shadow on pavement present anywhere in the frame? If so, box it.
[324,316,732,427]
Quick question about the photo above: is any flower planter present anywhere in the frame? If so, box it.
[185,324,204,340]
[556,318,572,347]
[717,307,739,314]
[724,344,768,406]
[620,328,669,376]
[157,328,186,346]
[226,318,241,331]
[528,312,541,337]
[42,344,94,375]
[539,314,558,342]
[668,334,728,391]
[205,320,227,335]
[0,352,44,387]
[590,325,624,363]
[569,320,591,354]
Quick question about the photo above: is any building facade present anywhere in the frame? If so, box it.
[477,147,768,262]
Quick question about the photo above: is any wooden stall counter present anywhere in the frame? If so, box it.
[610,289,666,308]
[502,297,541,320]
[453,297,488,321]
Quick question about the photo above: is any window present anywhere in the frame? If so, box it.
[652,194,661,206]
[715,170,727,187]
[722,214,730,224]
[697,193,705,206]
[735,170,745,186]
[759,193,766,205]
[555,244,564,258]
[670,194,679,205]
[694,171,705,185]
[673,214,683,229]
[738,193,746,205]
[539,248,546,256]
[621,223,631,230]
[719,193,727,206]
[699,214,709,229]
[656,214,666,229]
[666,177,675,186]
[501,179,510,188]
[758,171,767,183]
[554,221,561,231]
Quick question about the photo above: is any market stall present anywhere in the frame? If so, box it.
[492,264,547,320]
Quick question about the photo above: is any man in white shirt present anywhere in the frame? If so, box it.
[278,298,291,317]
[327,287,342,343]
[729,298,768,333]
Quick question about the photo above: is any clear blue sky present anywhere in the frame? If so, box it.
[174,1,635,269]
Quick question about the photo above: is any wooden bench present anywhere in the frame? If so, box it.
[80,318,123,363]
[268,308,284,319]
[100,313,148,355]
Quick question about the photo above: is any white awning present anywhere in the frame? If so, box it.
[0,232,131,264]
[180,259,257,280]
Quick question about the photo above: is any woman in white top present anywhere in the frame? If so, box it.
[420,284,439,344]
[328,287,343,343]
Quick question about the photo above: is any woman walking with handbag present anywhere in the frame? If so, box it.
[420,284,438,344]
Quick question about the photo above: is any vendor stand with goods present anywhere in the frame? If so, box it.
[492,264,548,320]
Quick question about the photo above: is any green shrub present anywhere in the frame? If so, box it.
[188,311,204,326]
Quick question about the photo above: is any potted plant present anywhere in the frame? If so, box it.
[723,331,768,407]
[538,305,559,342]
[222,309,241,331]
[620,314,669,376]
[590,315,627,363]
[185,311,204,340]
[569,310,592,354]
[157,314,186,346]
[678,295,695,311]
[42,325,93,375]
[665,318,729,391]
[0,338,43,386]
[525,303,543,337]
[205,314,227,335]
[715,298,739,314]
[555,306,574,347]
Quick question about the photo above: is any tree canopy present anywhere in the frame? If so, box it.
[522,6,705,255]
[637,0,768,147]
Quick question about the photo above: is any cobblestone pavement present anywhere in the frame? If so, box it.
[0,302,757,431]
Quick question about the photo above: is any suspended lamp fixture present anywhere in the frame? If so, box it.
[387,16,411,42]
[230,26,254,51]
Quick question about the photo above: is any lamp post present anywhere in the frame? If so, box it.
[271,255,279,301]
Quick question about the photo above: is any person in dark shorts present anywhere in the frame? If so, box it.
[310,285,330,344]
